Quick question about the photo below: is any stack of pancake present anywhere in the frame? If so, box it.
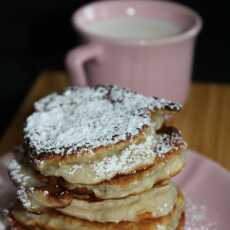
[7,85,187,230]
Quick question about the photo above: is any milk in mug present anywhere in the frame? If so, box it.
[86,16,184,40]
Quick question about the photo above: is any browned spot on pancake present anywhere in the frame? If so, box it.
[177,212,185,230]
[7,215,29,230]
[136,212,154,221]
[34,187,73,206]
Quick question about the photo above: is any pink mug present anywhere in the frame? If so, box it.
[65,0,202,102]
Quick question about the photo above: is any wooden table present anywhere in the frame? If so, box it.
[0,71,230,170]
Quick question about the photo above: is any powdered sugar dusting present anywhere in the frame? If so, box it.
[69,128,186,180]
[16,187,32,209]
[24,85,181,155]
[8,159,35,209]
[8,160,30,186]
[154,129,187,155]
[92,132,156,179]
[185,198,217,230]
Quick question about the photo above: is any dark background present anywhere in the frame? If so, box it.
[0,0,229,135]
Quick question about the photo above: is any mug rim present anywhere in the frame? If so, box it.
[72,0,203,46]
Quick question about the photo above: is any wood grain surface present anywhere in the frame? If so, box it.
[0,71,229,170]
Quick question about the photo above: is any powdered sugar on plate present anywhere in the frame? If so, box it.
[24,85,181,155]
[185,198,217,230]
[0,209,9,230]
[0,220,5,230]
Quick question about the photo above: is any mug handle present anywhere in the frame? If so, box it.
[65,44,103,86]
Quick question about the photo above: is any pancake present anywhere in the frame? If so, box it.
[8,213,185,230]
[61,127,185,198]
[25,125,186,186]
[62,149,185,199]
[9,157,179,222]
[8,192,185,230]
[8,215,184,230]
[23,85,182,180]
[57,182,178,223]
[44,127,186,185]
[9,215,184,230]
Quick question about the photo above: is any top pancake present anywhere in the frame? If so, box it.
[24,85,181,165]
